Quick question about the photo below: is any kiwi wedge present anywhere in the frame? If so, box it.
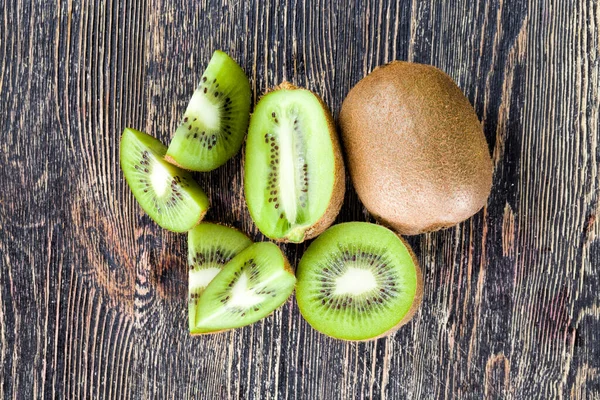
[119,127,209,232]
[188,223,253,334]
[165,50,251,171]
[193,242,296,334]
[296,222,423,341]
[339,61,493,235]
[244,82,345,243]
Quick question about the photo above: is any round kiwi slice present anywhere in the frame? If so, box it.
[296,222,423,341]
[244,82,345,243]
[193,242,296,334]
[188,223,253,334]
[119,127,210,232]
[165,50,251,171]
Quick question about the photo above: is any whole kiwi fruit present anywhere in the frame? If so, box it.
[339,61,493,235]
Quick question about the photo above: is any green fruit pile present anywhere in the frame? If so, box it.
[120,51,492,341]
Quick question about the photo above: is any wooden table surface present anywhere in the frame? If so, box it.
[1,0,599,398]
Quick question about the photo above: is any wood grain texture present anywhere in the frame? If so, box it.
[0,0,598,398]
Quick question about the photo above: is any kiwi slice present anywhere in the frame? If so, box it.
[165,50,251,171]
[120,127,210,232]
[193,242,296,334]
[188,223,253,334]
[244,82,345,243]
[296,222,423,341]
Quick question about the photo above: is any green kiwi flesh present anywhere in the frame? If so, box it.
[194,242,296,333]
[165,50,251,171]
[188,223,253,334]
[120,127,210,232]
[296,222,423,341]
[244,83,344,243]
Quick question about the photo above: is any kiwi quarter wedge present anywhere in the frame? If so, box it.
[188,223,253,334]
[244,82,345,243]
[120,127,209,232]
[165,50,251,171]
[296,222,423,341]
[193,242,296,334]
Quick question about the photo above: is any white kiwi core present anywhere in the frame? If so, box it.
[334,268,378,296]
[150,163,171,197]
[187,91,221,131]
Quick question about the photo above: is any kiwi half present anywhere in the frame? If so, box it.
[244,82,345,243]
[296,222,423,341]
[188,223,253,334]
[165,50,251,171]
[193,242,296,334]
[120,127,209,232]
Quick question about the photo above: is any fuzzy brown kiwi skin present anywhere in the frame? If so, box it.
[164,154,187,170]
[190,244,295,336]
[263,81,346,243]
[191,210,209,230]
[339,61,493,236]
[325,234,423,343]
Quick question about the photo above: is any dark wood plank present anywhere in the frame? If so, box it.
[0,0,598,398]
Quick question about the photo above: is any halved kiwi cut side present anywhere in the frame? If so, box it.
[188,223,253,334]
[193,242,296,334]
[165,50,251,171]
[244,82,345,243]
[296,222,423,341]
[120,127,210,232]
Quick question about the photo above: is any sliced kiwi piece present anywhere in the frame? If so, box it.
[165,50,251,171]
[188,223,253,334]
[244,82,345,243]
[193,242,296,334]
[296,222,423,341]
[120,128,209,232]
